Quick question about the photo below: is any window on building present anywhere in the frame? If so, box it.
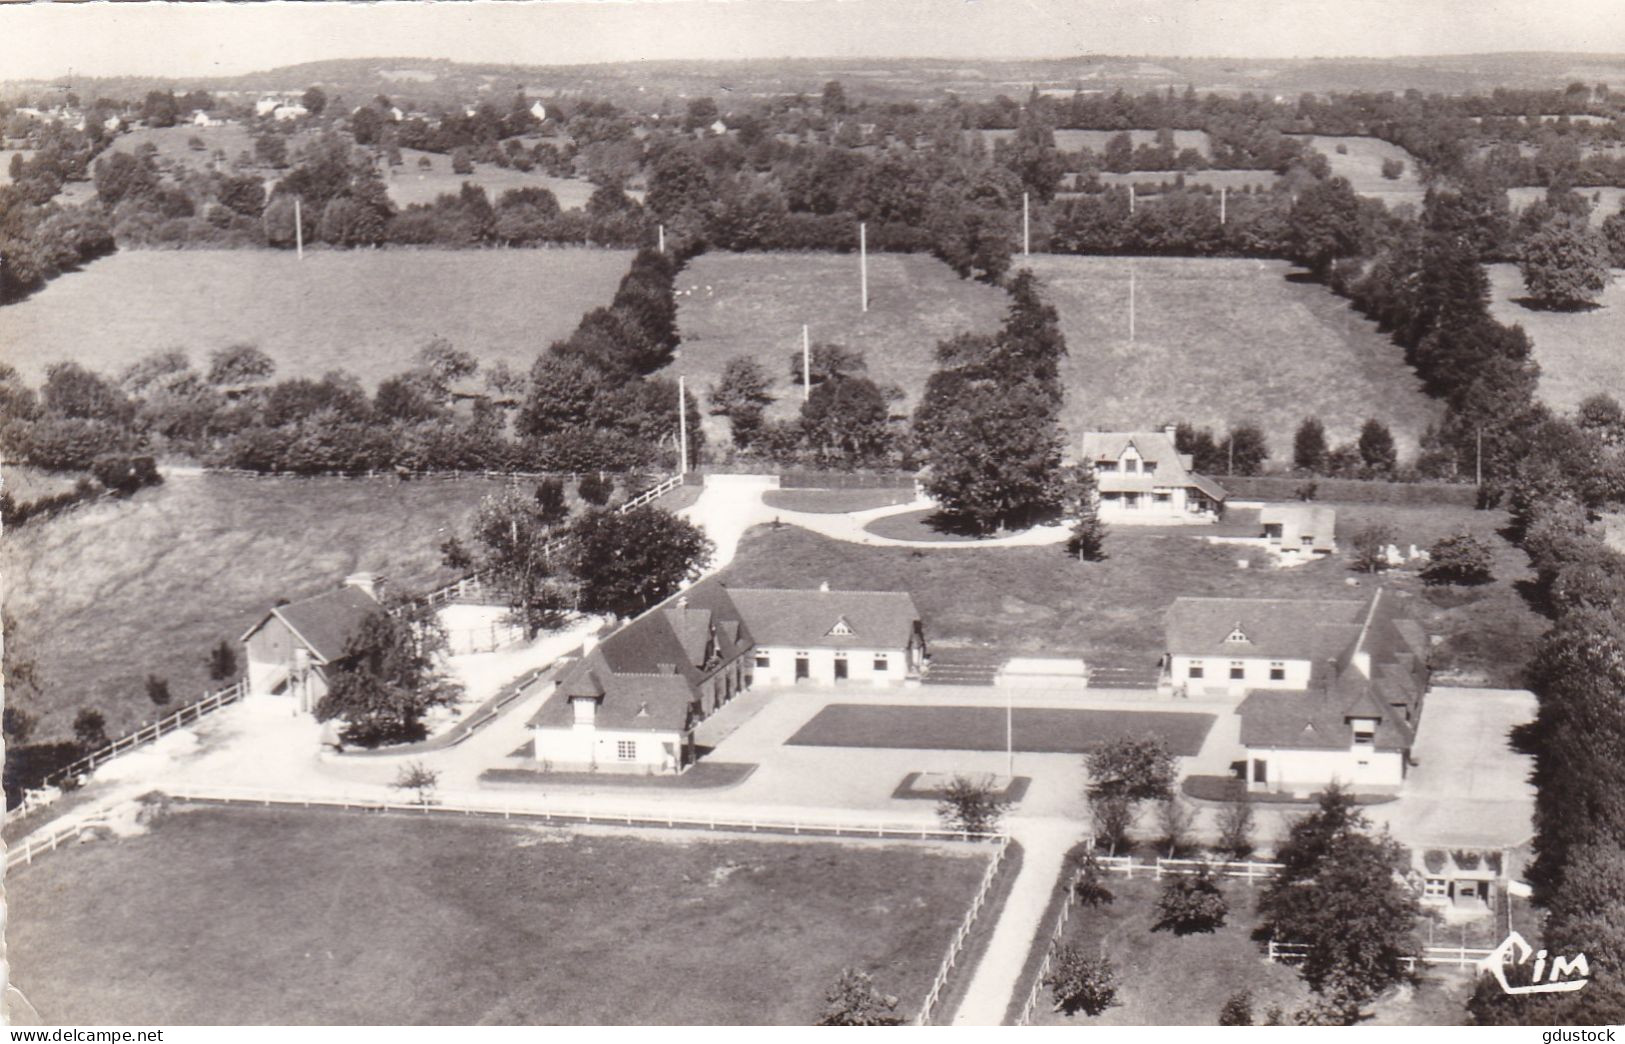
[616,740,637,761]
[1144,462,1157,474]
[1098,461,1119,473]
[755,652,770,668]
[1230,661,1245,680]
[873,652,889,672]
[1225,626,1249,644]
[1302,535,1315,547]
[1269,661,1285,681]
[1424,878,1448,898]
[1188,661,1205,679]
[1153,492,1171,503]
[1352,718,1377,746]
[1124,457,1139,473]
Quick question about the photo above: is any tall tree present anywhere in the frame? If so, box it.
[567,507,714,618]
[314,600,462,748]
[1294,417,1328,472]
[1519,213,1615,311]
[709,356,775,448]
[469,486,567,637]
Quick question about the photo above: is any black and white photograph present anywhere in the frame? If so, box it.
[1,0,1622,1031]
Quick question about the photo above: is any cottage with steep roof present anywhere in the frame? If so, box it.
[1079,426,1227,523]
[240,573,387,714]
[1164,588,1429,794]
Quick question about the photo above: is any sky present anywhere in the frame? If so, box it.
[0,0,1623,81]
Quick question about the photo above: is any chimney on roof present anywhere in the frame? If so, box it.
[344,572,386,602]
[1164,424,1178,439]
[819,580,830,593]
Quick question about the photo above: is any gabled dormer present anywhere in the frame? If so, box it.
[827,615,856,638]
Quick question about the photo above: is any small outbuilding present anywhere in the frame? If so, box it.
[240,573,386,714]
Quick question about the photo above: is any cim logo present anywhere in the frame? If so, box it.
[1479,932,1591,996]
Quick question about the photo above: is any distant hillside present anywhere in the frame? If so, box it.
[8,52,1625,108]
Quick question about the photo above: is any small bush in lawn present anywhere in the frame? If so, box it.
[1263,1004,1286,1025]
[1152,866,1229,935]
[1068,848,1115,908]
[393,760,440,806]
[817,968,900,1026]
[1218,989,1254,1025]
[936,773,1007,835]
[1045,946,1117,1016]
[1216,790,1256,860]
[577,471,612,506]
[1420,532,1494,586]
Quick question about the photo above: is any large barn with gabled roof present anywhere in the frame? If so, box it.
[240,573,386,714]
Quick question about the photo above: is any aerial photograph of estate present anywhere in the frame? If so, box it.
[1,0,1623,1032]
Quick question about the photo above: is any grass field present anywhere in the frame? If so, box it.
[1,248,632,387]
[863,508,994,542]
[787,705,1215,756]
[1486,261,1625,416]
[1091,170,1280,192]
[387,148,625,210]
[6,804,989,1025]
[1288,135,1426,209]
[1020,254,1440,459]
[761,488,918,513]
[2,473,505,743]
[718,500,1541,684]
[670,251,1010,444]
[1508,186,1625,226]
[969,128,1213,156]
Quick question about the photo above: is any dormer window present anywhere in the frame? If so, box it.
[1124,457,1139,473]
[1225,625,1250,644]
[828,616,855,637]
[1351,718,1377,746]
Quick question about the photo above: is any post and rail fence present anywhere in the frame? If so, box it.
[1267,940,1503,971]
[914,835,1012,1026]
[5,814,113,870]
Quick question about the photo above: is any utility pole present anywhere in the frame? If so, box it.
[293,197,303,259]
[1022,191,1030,257]
[1476,427,1483,487]
[802,324,811,402]
[677,375,689,477]
[658,223,665,254]
[1220,186,1227,225]
[859,221,869,313]
[1129,186,1136,215]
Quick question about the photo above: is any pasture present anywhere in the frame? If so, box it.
[6,804,989,1025]
[387,147,621,210]
[108,123,266,175]
[0,248,632,387]
[670,251,1010,443]
[1486,261,1625,415]
[1021,254,1439,459]
[1090,169,1280,193]
[1288,134,1426,209]
[1507,185,1625,226]
[2,472,505,744]
[969,128,1212,156]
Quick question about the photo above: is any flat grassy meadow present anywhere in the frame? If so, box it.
[720,498,1541,685]
[969,128,1214,156]
[1288,134,1426,209]
[1,247,632,387]
[1486,261,1625,416]
[1507,186,1625,226]
[387,147,628,210]
[670,251,1011,443]
[2,473,505,743]
[1020,255,1440,459]
[6,804,989,1025]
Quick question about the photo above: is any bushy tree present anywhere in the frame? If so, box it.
[709,356,775,447]
[206,344,276,388]
[145,674,172,711]
[1294,417,1328,472]
[1155,796,1197,857]
[818,969,900,1026]
[1153,867,1229,935]
[1045,947,1117,1016]
[1217,790,1256,859]
[1351,522,1396,573]
[1219,990,1254,1026]
[800,375,894,467]
[567,506,713,617]
[73,708,109,751]
[1224,423,1269,476]
[1088,792,1137,856]
[207,638,239,682]
[1069,848,1115,907]
[1086,735,1176,801]
[1420,532,1495,586]
[577,471,612,506]
[937,773,1008,835]
[1357,419,1398,475]
[468,486,567,637]
[1063,464,1106,561]
[1519,213,1614,310]
[787,343,867,388]
[314,600,462,748]
[392,760,439,806]
[534,477,569,525]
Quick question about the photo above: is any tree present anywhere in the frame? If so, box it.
[1380,159,1405,180]
[787,343,866,388]
[1045,947,1117,1016]
[1420,532,1495,585]
[468,486,567,638]
[1216,790,1256,859]
[392,760,439,806]
[937,774,1008,835]
[1294,417,1328,472]
[1519,213,1614,310]
[1088,792,1138,856]
[1357,419,1398,475]
[301,86,328,116]
[1069,848,1115,908]
[577,471,612,506]
[145,674,172,712]
[1219,990,1255,1026]
[1289,176,1362,280]
[1086,735,1176,801]
[451,147,474,175]
[567,507,714,618]
[818,969,900,1026]
[800,375,894,467]
[254,134,289,170]
[313,600,462,748]
[1351,522,1396,573]
[1155,796,1196,857]
[207,638,238,682]
[206,344,276,388]
[1256,786,1418,1012]
[534,477,569,526]
[1153,867,1229,935]
[1224,423,1269,476]
[709,356,775,448]
[916,375,1062,533]
[1062,464,1106,561]
[73,708,109,751]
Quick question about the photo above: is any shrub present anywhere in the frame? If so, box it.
[1045,947,1117,1016]
[1421,532,1494,586]
[1153,867,1229,935]
[1217,792,1256,859]
[1423,849,1447,874]
[577,471,612,506]
[1069,849,1115,908]
[393,760,440,806]
[1219,990,1254,1026]
[936,773,1007,835]
[1351,522,1396,573]
[817,969,900,1026]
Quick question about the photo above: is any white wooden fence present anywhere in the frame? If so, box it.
[914,835,1013,1026]
[6,814,112,870]
[1267,940,1502,971]
[1015,861,1087,1027]
[37,680,247,792]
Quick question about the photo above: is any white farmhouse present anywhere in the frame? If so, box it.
[1079,427,1227,523]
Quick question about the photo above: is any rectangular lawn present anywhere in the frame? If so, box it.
[1487,261,1625,417]
[6,805,990,1025]
[787,705,1214,756]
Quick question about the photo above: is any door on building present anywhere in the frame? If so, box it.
[834,656,848,682]
[1252,758,1267,784]
[795,656,810,681]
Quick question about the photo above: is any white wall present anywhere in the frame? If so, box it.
[1248,746,1404,792]
[533,725,685,773]
[751,644,909,687]
[1169,654,1312,695]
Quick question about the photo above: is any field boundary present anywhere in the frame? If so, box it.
[915,835,1013,1025]
[5,812,113,871]
[1267,940,1501,971]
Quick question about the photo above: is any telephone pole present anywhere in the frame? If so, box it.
[802,325,811,402]
[1022,191,1030,256]
[677,375,689,477]
[859,222,869,313]
[658,223,666,254]
[293,197,303,259]
[1219,186,1227,225]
